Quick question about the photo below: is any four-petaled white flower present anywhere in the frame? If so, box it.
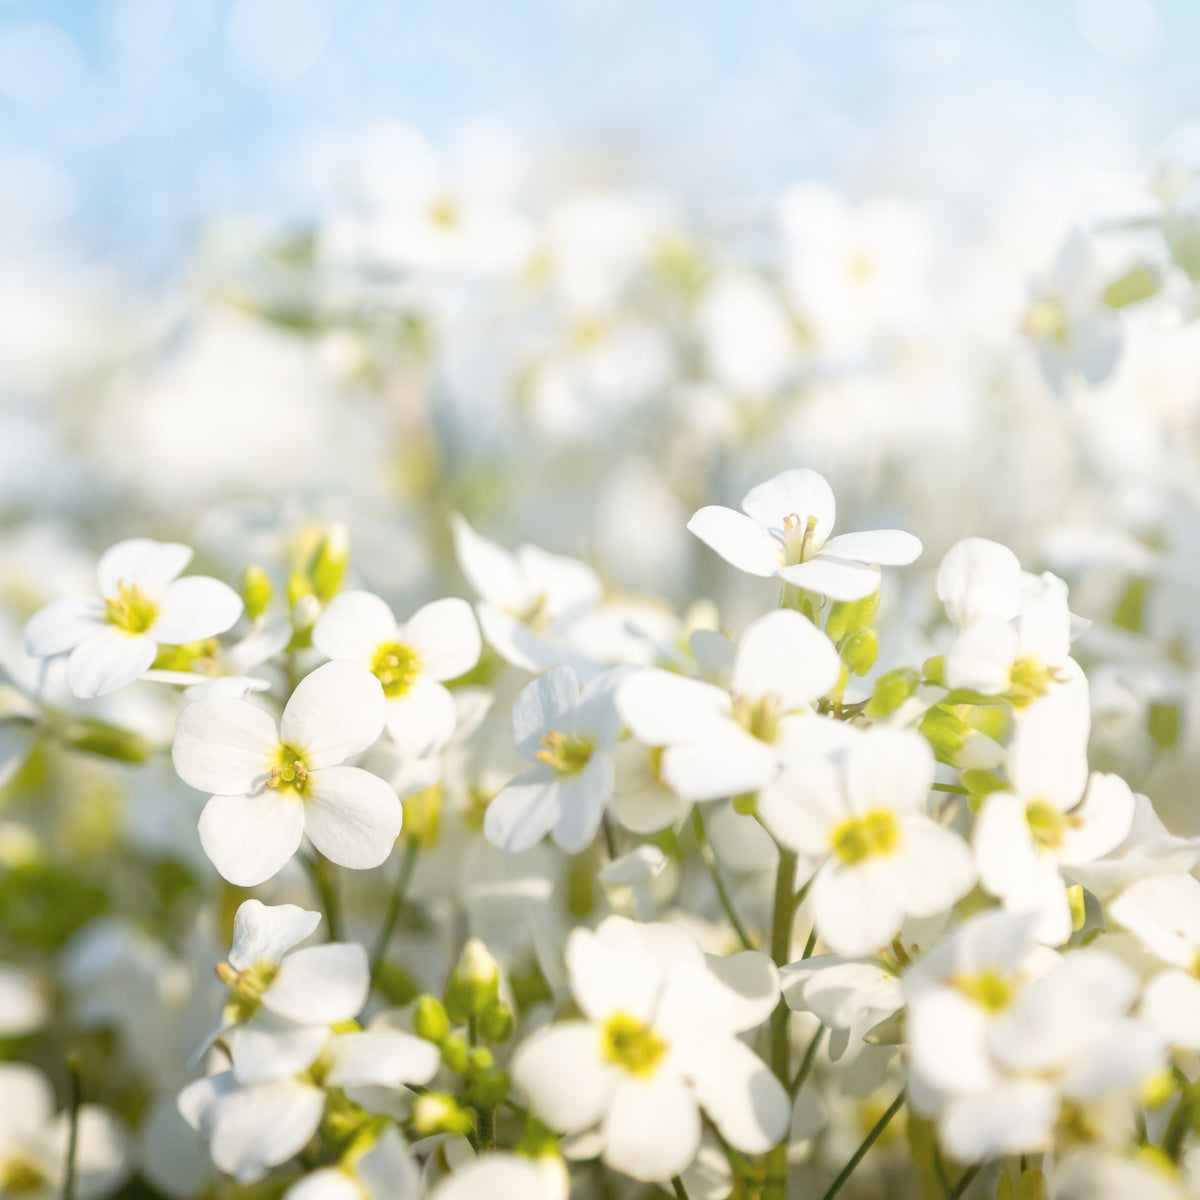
[687,468,921,601]
[512,916,788,1181]
[617,609,841,802]
[172,660,401,886]
[760,722,976,956]
[312,589,481,758]
[24,538,243,698]
[484,665,625,853]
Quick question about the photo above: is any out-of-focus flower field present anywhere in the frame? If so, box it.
[8,4,1200,1200]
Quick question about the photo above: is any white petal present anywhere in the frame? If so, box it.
[66,629,157,698]
[0,1063,54,1144]
[566,923,661,1022]
[40,1106,129,1198]
[943,620,1020,694]
[302,765,402,870]
[551,754,615,853]
[616,668,732,746]
[1058,773,1135,866]
[662,732,778,801]
[1008,687,1090,807]
[384,677,458,758]
[24,597,106,657]
[1141,970,1200,1049]
[311,590,397,665]
[356,1126,421,1200]
[821,529,922,566]
[281,660,386,768]
[511,667,580,759]
[285,1168,362,1200]
[516,543,602,619]
[1110,874,1200,967]
[403,597,481,681]
[229,899,321,970]
[603,1072,701,1181]
[890,818,976,919]
[973,790,1039,899]
[483,766,562,853]
[907,987,998,1094]
[173,696,278,795]
[686,506,782,576]
[451,514,530,612]
[208,1078,325,1184]
[265,943,369,1024]
[154,577,243,644]
[512,1021,616,1133]
[689,1037,788,1155]
[938,1082,1058,1161]
[844,727,933,816]
[741,469,835,545]
[811,858,902,958]
[936,538,1024,629]
[228,1012,329,1084]
[1017,572,1071,666]
[430,1154,551,1200]
[198,790,306,886]
[777,557,880,601]
[97,538,192,598]
[178,1072,237,1137]
[704,951,781,1033]
[732,609,841,710]
[324,1030,441,1088]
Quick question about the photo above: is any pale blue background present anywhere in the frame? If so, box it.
[2,0,1198,266]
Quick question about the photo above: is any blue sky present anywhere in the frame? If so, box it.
[2,0,1198,267]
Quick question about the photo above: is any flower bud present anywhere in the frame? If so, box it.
[478,1000,514,1043]
[921,655,945,686]
[445,937,501,1022]
[864,667,918,718]
[310,524,349,604]
[825,591,879,644]
[241,565,272,621]
[411,1093,475,1138]
[441,1033,470,1074]
[468,1067,510,1109]
[840,627,878,676]
[63,719,150,764]
[468,1046,494,1073]
[413,994,450,1044]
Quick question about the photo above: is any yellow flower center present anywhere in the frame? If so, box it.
[1,1155,48,1194]
[429,198,459,229]
[950,969,1015,1013]
[534,730,593,775]
[371,641,421,698]
[782,513,820,564]
[105,583,158,635]
[265,744,311,794]
[602,1012,667,1076]
[732,692,782,743]
[1025,799,1074,851]
[831,810,900,864]
[215,958,280,1022]
[1007,655,1064,708]
[1024,298,1069,343]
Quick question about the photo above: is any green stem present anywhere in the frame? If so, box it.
[951,1163,982,1198]
[819,1089,906,1200]
[690,807,755,951]
[790,1023,826,1093]
[762,847,798,1200]
[370,841,419,985]
[671,1176,691,1200]
[63,1054,82,1200]
[301,851,341,941]
[931,783,969,795]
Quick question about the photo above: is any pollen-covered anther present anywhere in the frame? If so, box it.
[533,729,593,774]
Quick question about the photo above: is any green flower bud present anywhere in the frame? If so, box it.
[919,706,972,765]
[1067,884,1086,932]
[517,1117,560,1158]
[921,655,945,686]
[241,565,272,621]
[413,994,450,1044]
[63,719,150,763]
[468,1046,494,1073]
[411,1093,475,1138]
[440,1033,470,1074]
[478,1001,514,1044]
[840,627,878,677]
[825,590,880,644]
[445,937,500,1022]
[731,793,757,816]
[310,524,349,604]
[961,769,1004,800]
[864,667,919,719]
[468,1067,510,1109]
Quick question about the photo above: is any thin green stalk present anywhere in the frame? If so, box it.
[690,807,754,951]
[301,851,341,941]
[671,1176,691,1200]
[951,1162,982,1198]
[370,840,419,985]
[819,1089,906,1200]
[931,783,969,795]
[63,1054,82,1200]
[790,1023,826,1093]
[762,847,798,1200]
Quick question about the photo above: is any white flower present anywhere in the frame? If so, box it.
[451,515,601,673]
[429,1151,567,1200]
[0,1063,129,1200]
[1111,874,1200,1049]
[484,666,624,853]
[687,468,921,601]
[761,723,976,957]
[285,1127,419,1200]
[23,538,243,698]
[974,687,1135,945]
[511,916,788,1181]
[172,660,401,885]
[616,609,841,802]
[0,965,47,1038]
[312,590,481,758]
